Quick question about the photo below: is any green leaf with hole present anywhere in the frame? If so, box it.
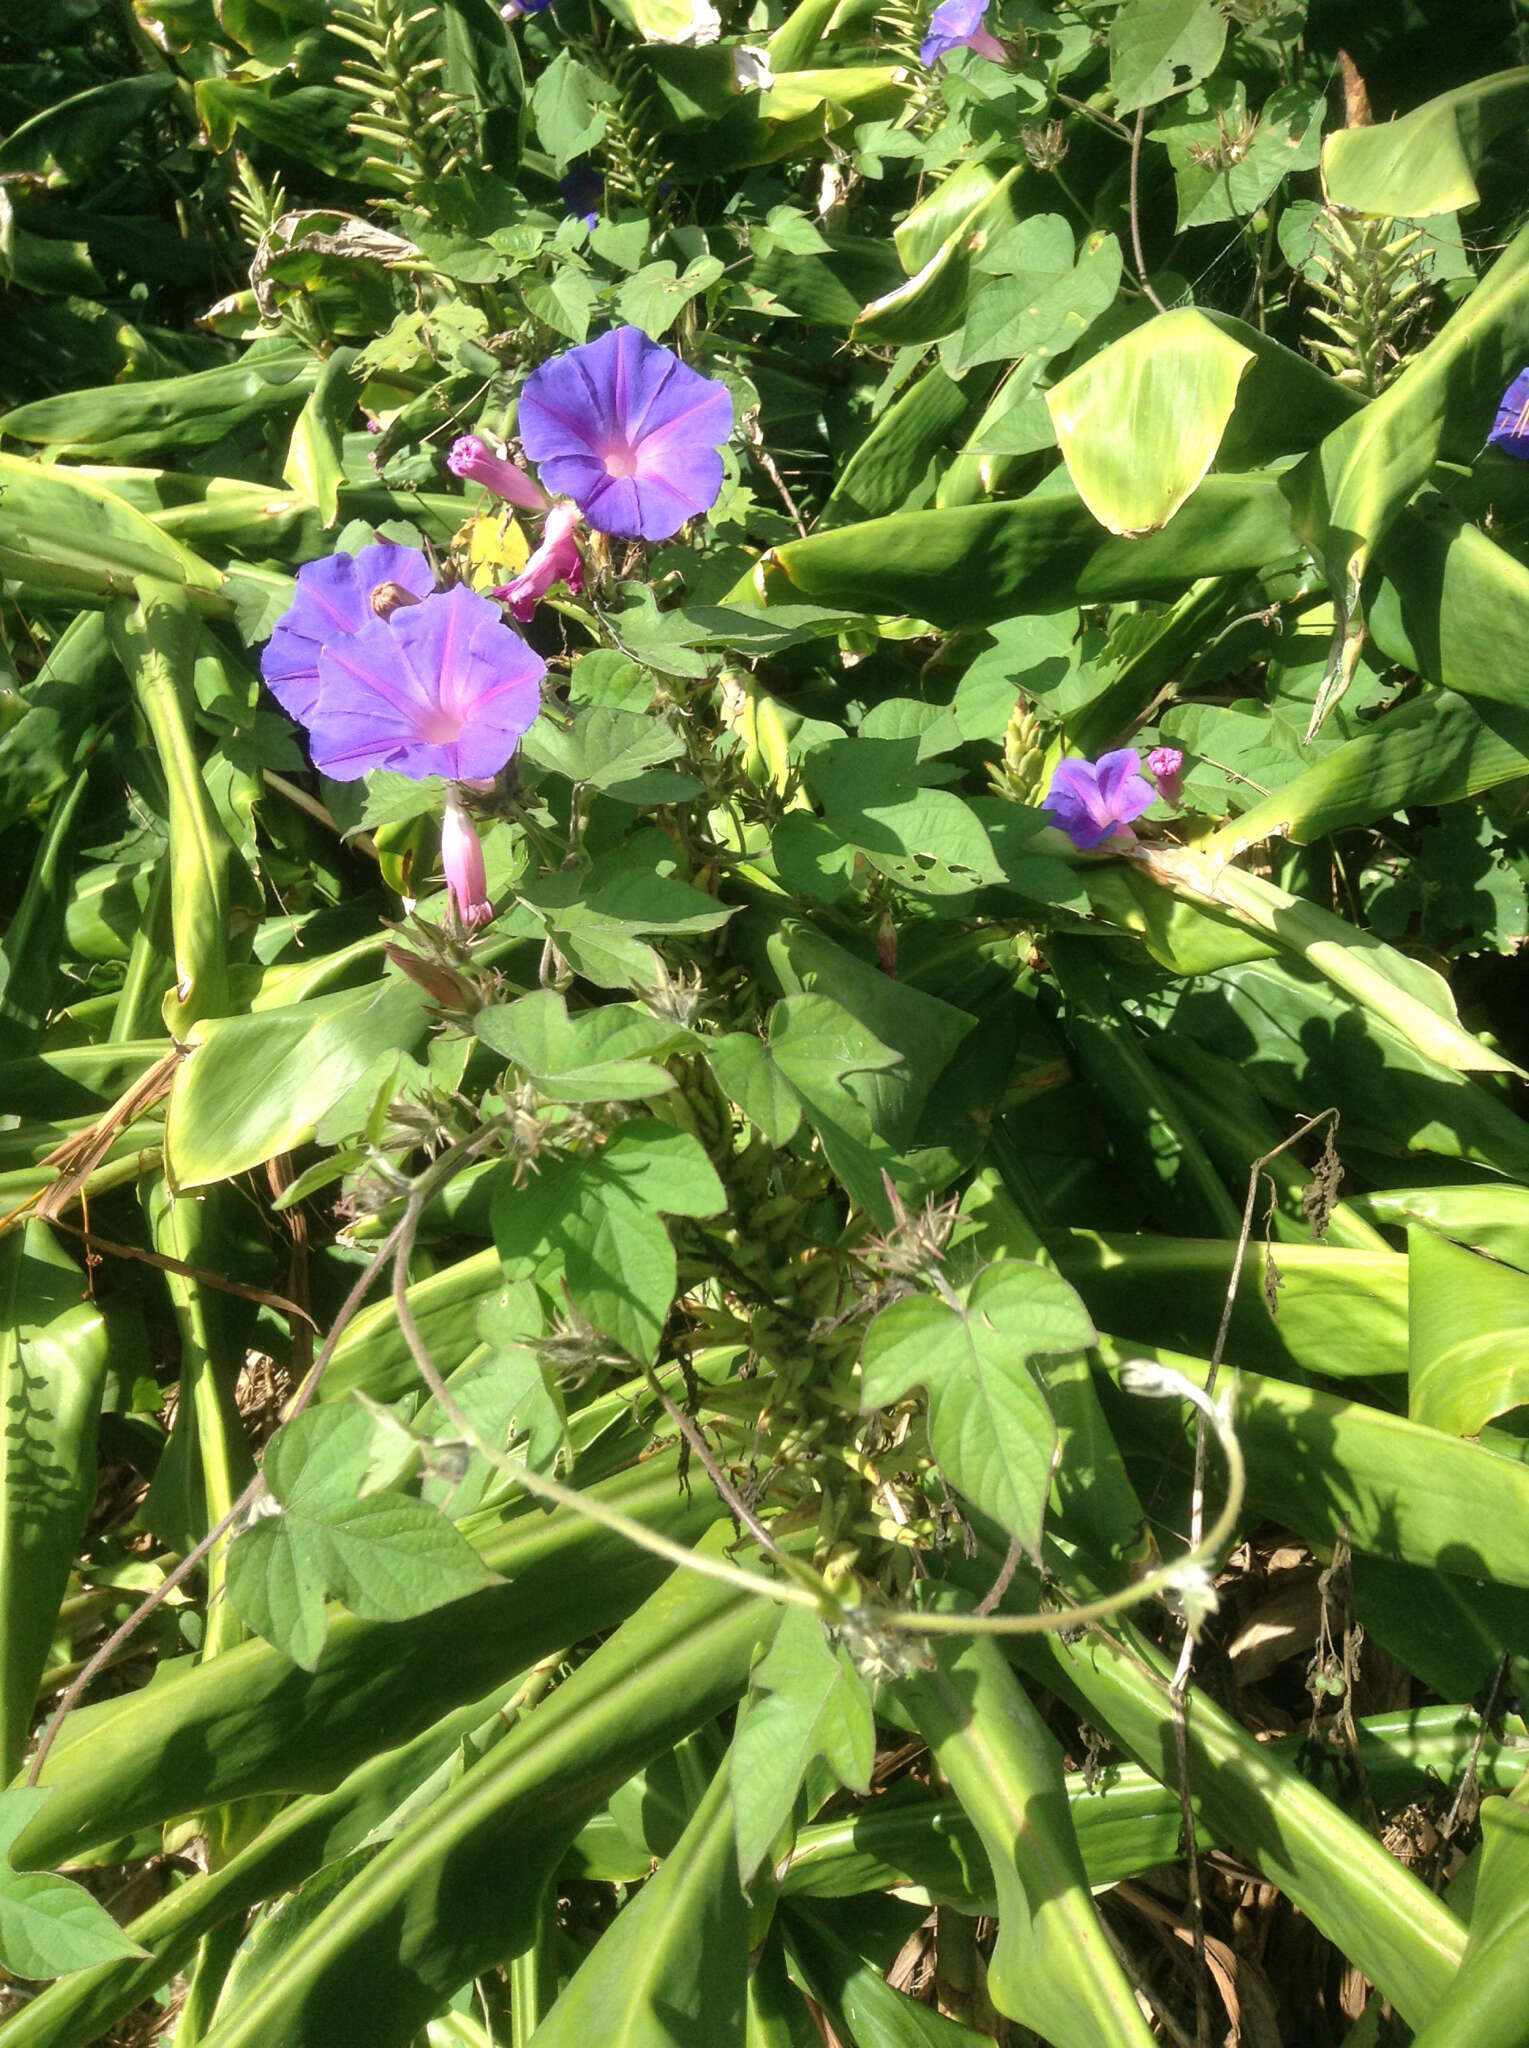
[1109,0,1228,114]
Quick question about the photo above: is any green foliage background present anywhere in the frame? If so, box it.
[3,0,1529,2043]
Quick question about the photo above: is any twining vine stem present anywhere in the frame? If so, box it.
[25,1121,503,1786]
[1168,1105,1340,2048]
[29,1117,1248,1788]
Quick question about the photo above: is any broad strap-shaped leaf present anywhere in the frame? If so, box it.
[19,1453,714,1870]
[1322,67,1529,218]
[891,1637,1157,2048]
[533,1759,749,2048]
[170,1535,772,2048]
[166,977,430,1189]
[1409,1785,1529,2048]
[1283,218,1529,732]
[1407,1225,1529,1436]
[784,1901,1000,2047]
[1133,844,1520,1076]
[0,1227,109,1783]
[1025,1609,1466,2029]
[735,474,1305,628]
[1094,1334,1529,1592]
[730,1606,874,1884]
[861,1261,1091,1554]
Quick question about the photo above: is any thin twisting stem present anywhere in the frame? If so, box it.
[26,1202,415,1785]
[644,1365,785,1560]
[1130,105,1169,313]
[387,1198,823,1613]
[1168,1106,1339,2048]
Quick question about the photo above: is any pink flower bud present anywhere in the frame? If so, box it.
[492,504,585,622]
[447,434,547,513]
[441,796,492,929]
[1147,746,1186,807]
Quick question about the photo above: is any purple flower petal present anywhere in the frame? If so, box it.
[260,544,434,724]
[921,0,992,64]
[519,325,732,541]
[1094,747,1155,821]
[306,583,544,782]
[495,505,584,622]
[1042,750,1153,851]
[1489,367,1529,459]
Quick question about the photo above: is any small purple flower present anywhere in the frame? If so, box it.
[448,434,547,513]
[518,325,733,542]
[921,0,1006,66]
[1042,749,1156,851]
[442,794,492,928]
[1147,745,1185,806]
[260,543,435,727]
[493,504,585,623]
[1488,368,1529,459]
[560,161,604,231]
[305,581,545,782]
[501,0,554,18]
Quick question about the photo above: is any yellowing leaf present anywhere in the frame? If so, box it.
[1046,308,1254,536]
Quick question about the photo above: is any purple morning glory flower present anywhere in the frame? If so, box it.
[1488,368,1529,458]
[518,325,733,542]
[560,161,604,231]
[501,0,554,17]
[260,542,435,727]
[304,581,546,783]
[921,0,1006,66]
[1042,749,1156,851]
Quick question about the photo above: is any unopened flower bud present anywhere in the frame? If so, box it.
[1148,745,1186,807]
[370,580,424,620]
[448,433,547,513]
[441,795,493,930]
